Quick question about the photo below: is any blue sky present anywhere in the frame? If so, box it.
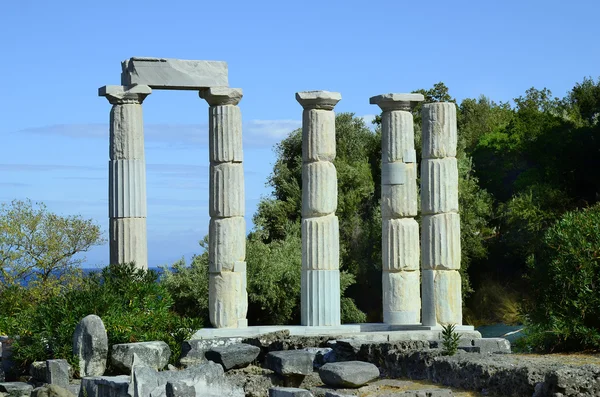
[1,0,598,268]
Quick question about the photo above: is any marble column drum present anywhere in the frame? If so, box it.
[296,90,342,326]
[370,93,424,324]
[421,102,462,326]
[99,85,152,270]
[200,87,247,328]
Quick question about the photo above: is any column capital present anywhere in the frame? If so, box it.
[99,85,152,105]
[296,91,341,110]
[370,93,424,111]
[199,87,243,106]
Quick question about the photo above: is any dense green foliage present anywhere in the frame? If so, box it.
[0,264,201,375]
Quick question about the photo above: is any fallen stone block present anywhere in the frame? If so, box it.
[46,359,70,389]
[472,338,511,354]
[0,382,34,397]
[319,361,380,388]
[32,384,75,397]
[165,381,195,397]
[265,351,313,376]
[111,341,171,373]
[72,314,108,377]
[205,343,260,370]
[269,387,313,397]
[180,338,243,368]
[303,347,334,369]
[30,361,46,382]
[80,375,130,397]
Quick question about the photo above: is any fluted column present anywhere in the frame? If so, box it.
[296,91,342,326]
[99,85,151,270]
[199,87,247,329]
[370,93,424,324]
[421,103,462,326]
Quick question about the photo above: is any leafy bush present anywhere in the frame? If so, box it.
[520,204,600,352]
[5,263,201,374]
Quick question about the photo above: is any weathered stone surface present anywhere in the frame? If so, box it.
[421,213,461,271]
[73,314,108,377]
[121,58,228,89]
[0,382,34,397]
[381,111,416,163]
[30,361,46,382]
[269,387,313,397]
[109,217,147,269]
[111,341,171,374]
[302,162,337,217]
[209,271,244,328]
[165,381,195,397]
[99,85,152,106]
[80,375,130,397]
[302,347,334,370]
[109,159,147,218]
[422,103,457,159]
[301,270,341,326]
[199,87,242,106]
[381,162,407,185]
[205,343,260,370]
[472,338,511,354]
[422,270,462,326]
[210,163,245,218]
[296,91,341,111]
[209,217,246,272]
[46,360,70,389]
[208,105,243,163]
[32,385,75,397]
[382,271,421,325]
[302,110,336,162]
[318,361,379,388]
[382,218,419,271]
[265,351,313,376]
[381,164,418,218]
[420,159,458,215]
[370,93,425,110]
[301,215,339,271]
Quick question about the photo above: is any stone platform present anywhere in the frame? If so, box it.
[192,323,480,341]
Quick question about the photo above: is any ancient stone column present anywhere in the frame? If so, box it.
[99,85,151,270]
[199,87,247,329]
[370,93,424,325]
[296,91,342,326]
[421,103,462,326]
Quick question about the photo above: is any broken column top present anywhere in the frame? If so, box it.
[370,93,425,111]
[121,57,229,90]
[296,91,342,110]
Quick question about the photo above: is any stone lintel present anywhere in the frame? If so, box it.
[370,93,425,111]
[98,85,152,105]
[121,57,229,90]
[200,87,243,106]
[296,91,341,110]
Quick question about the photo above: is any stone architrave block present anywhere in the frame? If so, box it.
[381,163,417,218]
[301,270,341,326]
[109,103,146,161]
[422,102,457,159]
[422,213,461,270]
[46,359,70,389]
[210,272,243,328]
[111,341,171,374]
[209,105,243,163]
[302,162,338,217]
[210,163,245,218]
[121,57,229,89]
[421,158,458,215]
[302,109,336,162]
[422,270,462,326]
[209,217,246,272]
[72,315,108,378]
[382,271,421,324]
[381,110,415,163]
[109,159,147,218]
[109,217,147,268]
[302,215,340,271]
[382,218,419,271]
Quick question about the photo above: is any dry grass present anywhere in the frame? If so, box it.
[464,280,523,327]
